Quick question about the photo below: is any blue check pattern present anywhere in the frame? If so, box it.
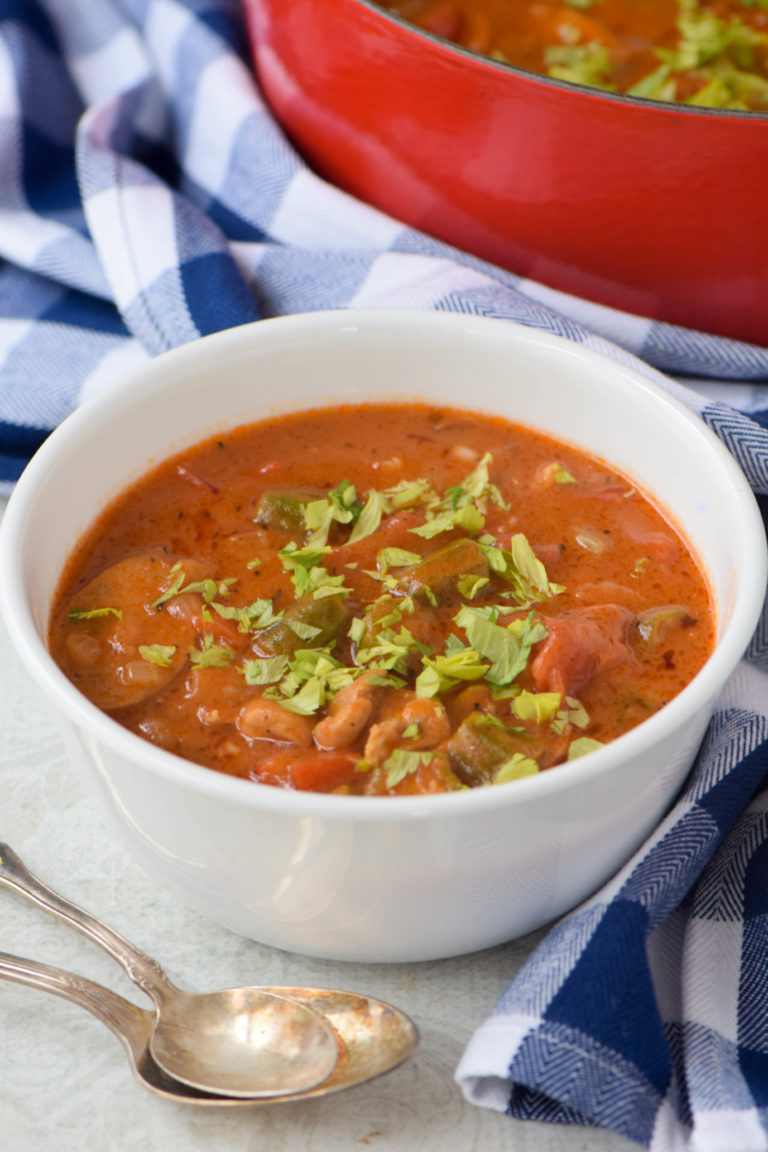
[3,2,768,1148]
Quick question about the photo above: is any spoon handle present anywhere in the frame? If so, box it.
[0,843,172,1004]
[0,948,150,1056]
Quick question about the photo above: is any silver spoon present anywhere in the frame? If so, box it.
[0,843,341,1098]
[0,950,418,1104]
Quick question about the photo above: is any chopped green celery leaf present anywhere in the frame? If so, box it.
[349,489,391,544]
[489,683,522,701]
[510,534,562,597]
[568,736,605,760]
[375,604,407,632]
[658,2,768,90]
[304,480,362,545]
[454,607,519,685]
[156,573,235,610]
[407,452,505,539]
[458,603,499,622]
[626,63,677,100]
[152,567,186,607]
[279,543,330,572]
[409,510,464,539]
[471,712,505,729]
[545,40,617,89]
[356,625,429,675]
[190,578,219,602]
[303,499,336,547]
[552,696,591,733]
[457,452,508,510]
[415,648,488,697]
[311,580,351,600]
[247,599,283,628]
[213,597,283,632]
[279,676,326,715]
[540,461,577,484]
[513,691,562,723]
[453,503,486,534]
[241,655,290,685]
[138,644,177,667]
[479,534,564,605]
[458,573,490,600]
[494,754,540,784]
[378,547,423,572]
[185,577,227,602]
[414,665,442,698]
[279,542,351,598]
[384,748,434,789]
[444,631,470,653]
[189,637,233,668]
[363,569,400,591]
[69,606,123,622]
[381,478,437,509]
[289,619,323,641]
[508,616,548,645]
[348,616,366,644]
[272,648,356,713]
[684,64,768,108]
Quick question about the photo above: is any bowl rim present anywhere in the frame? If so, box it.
[2,309,766,821]
[345,0,768,122]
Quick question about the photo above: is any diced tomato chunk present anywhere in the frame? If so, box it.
[531,604,635,697]
[252,749,360,791]
[291,751,361,793]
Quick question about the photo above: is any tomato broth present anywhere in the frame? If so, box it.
[49,403,715,796]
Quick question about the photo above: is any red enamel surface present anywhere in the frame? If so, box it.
[243,0,768,346]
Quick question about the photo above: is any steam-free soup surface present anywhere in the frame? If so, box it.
[383,0,768,110]
[49,403,714,796]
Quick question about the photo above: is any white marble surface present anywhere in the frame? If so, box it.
[0,501,635,1152]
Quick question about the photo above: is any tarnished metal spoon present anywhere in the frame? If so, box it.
[0,951,418,1104]
[0,843,340,1098]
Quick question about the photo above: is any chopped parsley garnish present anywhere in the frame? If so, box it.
[68,606,123,622]
[383,748,435,789]
[455,606,548,687]
[189,635,234,668]
[494,754,540,784]
[138,644,177,667]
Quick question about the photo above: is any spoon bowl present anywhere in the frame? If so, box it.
[0,952,419,1104]
[0,844,343,1097]
[144,983,341,1097]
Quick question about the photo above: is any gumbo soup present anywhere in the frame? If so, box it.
[49,403,715,796]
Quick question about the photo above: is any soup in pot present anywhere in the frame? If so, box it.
[382,0,768,109]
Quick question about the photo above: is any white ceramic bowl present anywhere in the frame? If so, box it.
[1,311,765,962]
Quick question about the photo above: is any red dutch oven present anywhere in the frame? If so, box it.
[242,0,768,347]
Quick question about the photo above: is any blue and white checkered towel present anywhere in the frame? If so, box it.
[3,2,768,1147]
